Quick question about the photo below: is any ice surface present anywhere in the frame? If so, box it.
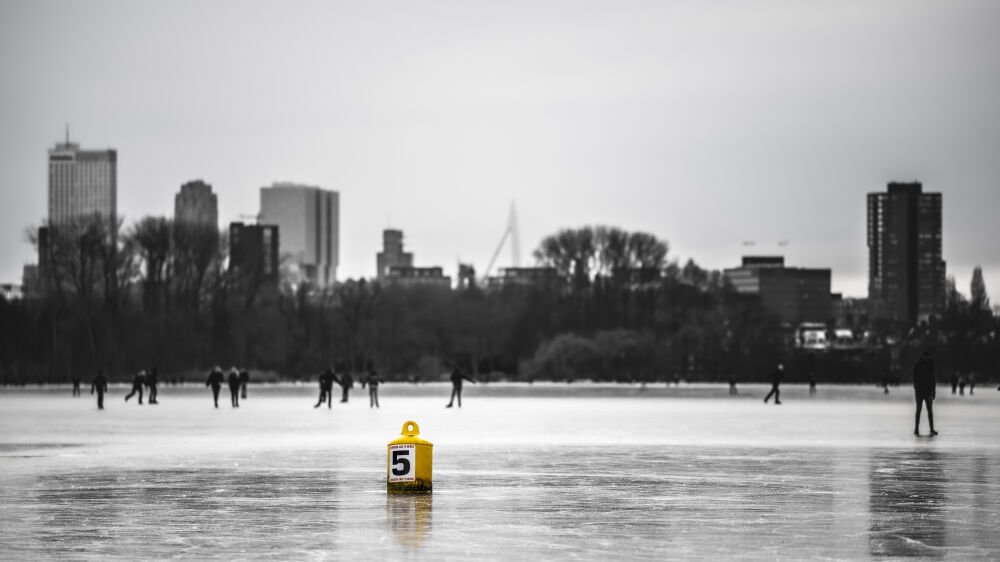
[1,383,998,560]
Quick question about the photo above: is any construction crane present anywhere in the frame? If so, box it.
[482,201,520,283]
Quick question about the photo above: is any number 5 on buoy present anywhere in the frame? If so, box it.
[387,421,432,493]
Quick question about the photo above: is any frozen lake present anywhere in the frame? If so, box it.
[1,382,998,560]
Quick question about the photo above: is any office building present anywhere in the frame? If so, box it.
[377,229,414,279]
[259,182,339,286]
[486,267,560,289]
[228,222,280,284]
[867,182,945,325]
[48,135,116,232]
[385,266,451,289]
[175,180,218,227]
[724,256,832,325]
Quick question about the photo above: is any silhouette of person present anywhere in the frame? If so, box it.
[950,372,958,394]
[314,367,337,408]
[146,367,159,404]
[206,366,224,408]
[124,370,146,404]
[338,369,354,403]
[805,353,817,395]
[968,372,976,395]
[763,364,784,405]
[728,374,737,395]
[91,370,108,410]
[228,367,241,408]
[913,350,938,436]
[362,365,383,408]
[446,364,477,408]
[239,368,249,400]
[881,372,891,394]
[72,376,81,397]
[958,373,966,396]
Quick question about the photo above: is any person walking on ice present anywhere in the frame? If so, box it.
[361,363,383,408]
[314,367,337,409]
[763,364,784,405]
[227,367,241,408]
[91,370,108,410]
[446,364,477,408]
[206,366,224,408]
[913,350,938,436]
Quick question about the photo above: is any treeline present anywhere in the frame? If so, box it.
[1,220,996,385]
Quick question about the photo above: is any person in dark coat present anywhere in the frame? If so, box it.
[124,371,145,404]
[763,364,784,405]
[239,368,249,400]
[338,369,354,403]
[72,376,81,397]
[913,350,938,436]
[314,368,338,409]
[91,370,108,410]
[445,364,477,408]
[228,367,241,408]
[206,366,224,408]
[146,367,159,404]
[361,365,384,408]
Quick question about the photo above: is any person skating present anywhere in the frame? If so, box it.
[338,369,354,403]
[91,370,108,410]
[124,370,146,404]
[72,376,81,397]
[206,366,224,408]
[314,367,337,409]
[239,368,249,400]
[913,350,938,436]
[146,367,159,404]
[228,367,241,408]
[445,364,477,408]
[950,372,959,394]
[362,364,383,408]
[763,364,784,405]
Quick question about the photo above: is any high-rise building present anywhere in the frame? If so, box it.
[48,135,117,232]
[867,182,945,325]
[723,256,832,325]
[377,229,413,279]
[229,222,280,284]
[259,182,339,286]
[175,180,218,227]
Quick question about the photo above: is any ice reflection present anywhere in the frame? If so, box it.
[869,450,947,557]
[386,494,432,548]
[30,469,342,558]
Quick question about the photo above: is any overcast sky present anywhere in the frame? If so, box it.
[1,0,998,299]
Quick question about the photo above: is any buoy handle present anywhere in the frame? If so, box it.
[401,420,420,436]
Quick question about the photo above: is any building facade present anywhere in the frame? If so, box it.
[385,266,451,288]
[377,229,414,279]
[724,256,832,325]
[259,182,339,286]
[175,180,218,227]
[48,138,117,231]
[228,222,280,284]
[867,182,945,325]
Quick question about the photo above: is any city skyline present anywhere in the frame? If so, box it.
[1,1,998,300]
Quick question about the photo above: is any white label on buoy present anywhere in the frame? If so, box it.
[389,444,416,482]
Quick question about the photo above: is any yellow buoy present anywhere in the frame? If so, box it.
[387,420,433,494]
